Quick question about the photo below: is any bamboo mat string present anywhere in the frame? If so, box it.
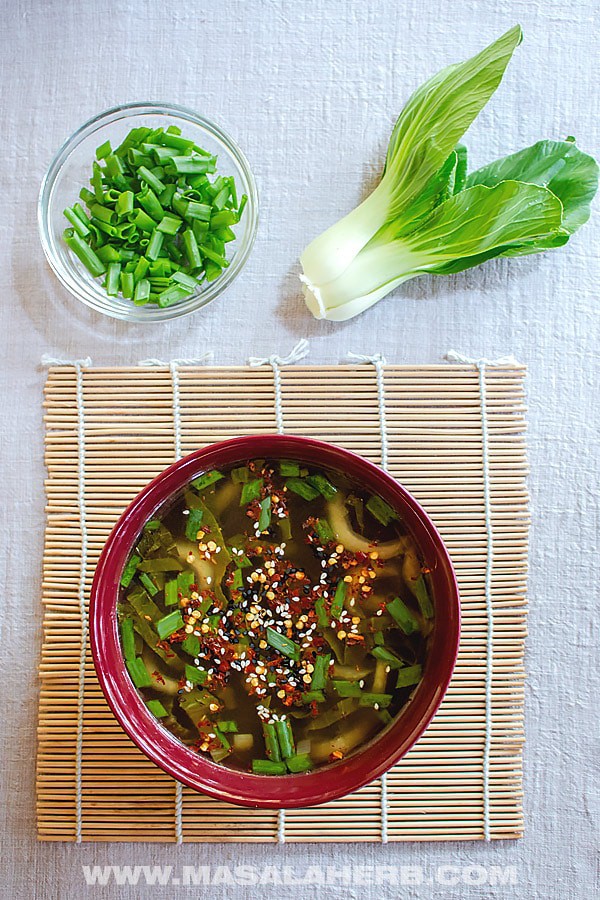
[248,339,310,842]
[348,351,390,844]
[445,349,521,841]
[138,355,213,843]
[41,355,92,843]
[249,340,309,434]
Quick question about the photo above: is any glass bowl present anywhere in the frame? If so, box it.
[90,435,460,808]
[38,102,258,322]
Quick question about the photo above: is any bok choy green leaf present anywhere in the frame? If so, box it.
[300,26,598,321]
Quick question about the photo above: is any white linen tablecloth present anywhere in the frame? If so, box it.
[1,1,598,897]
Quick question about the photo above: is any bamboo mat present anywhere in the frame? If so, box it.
[38,359,528,843]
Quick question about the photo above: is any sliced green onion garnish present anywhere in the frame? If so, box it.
[365,495,399,526]
[395,665,423,688]
[120,554,141,588]
[185,507,204,541]
[145,699,168,718]
[240,479,262,505]
[191,470,224,492]
[371,646,406,668]
[126,657,152,689]
[275,718,295,759]
[286,753,313,773]
[285,478,320,501]
[252,759,286,775]
[156,610,183,640]
[185,664,207,685]
[359,692,393,708]
[120,617,136,661]
[309,653,331,691]
[266,627,301,661]
[258,496,272,531]
[386,597,420,634]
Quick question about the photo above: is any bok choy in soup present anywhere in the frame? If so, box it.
[117,459,434,774]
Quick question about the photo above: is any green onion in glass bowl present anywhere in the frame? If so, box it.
[39,103,258,322]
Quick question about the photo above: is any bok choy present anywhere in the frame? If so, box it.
[300,26,598,321]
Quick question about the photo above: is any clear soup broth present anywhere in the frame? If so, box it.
[117,459,434,775]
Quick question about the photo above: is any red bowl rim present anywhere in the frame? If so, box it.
[90,434,460,809]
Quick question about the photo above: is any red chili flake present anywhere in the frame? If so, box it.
[152,670,165,684]
[309,700,320,718]
[201,525,211,534]
[155,639,177,657]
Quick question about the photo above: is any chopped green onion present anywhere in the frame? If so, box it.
[156,610,183,640]
[262,721,281,761]
[332,679,362,698]
[330,580,347,620]
[145,699,168,718]
[366,495,399,526]
[302,690,326,704]
[181,634,200,656]
[182,227,202,268]
[185,507,204,541]
[146,229,164,261]
[310,653,331,691]
[105,261,121,296]
[63,206,90,237]
[177,570,195,596]
[185,664,207,685]
[258,496,272,531]
[137,186,164,221]
[306,474,337,499]
[266,627,301,661]
[95,140,112,160]
[138,165,166,193]
[275,718,296,758]
[157,214,183,235]
[63,229,106,277]
[164,579,179,607]
[126,657,152,689]
[285,478,320,501]
[395,665,423,688]
[130,208,156,233]
[120,554,141,588]
[120,271,134,298]
[252,759,286,775]
[240,479,262,505]
[217,720,239,733]
[138,572,159,597]
[231,465,250,483]
[315,518,335,544]
[191,470,224,492]
[133,278,151,305]
[386,597,420,634]
[371,646,406,668]
[412,574,434,618]
[120,617,136,661]
[279,460,300,477]
[315,597,329,629]
[169,155,214,174]
[359,692,393,708]
[286,753,313,773]
[115,190,134,216]
[185,200,212,221]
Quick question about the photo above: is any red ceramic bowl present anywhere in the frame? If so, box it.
[90,435,460,808]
